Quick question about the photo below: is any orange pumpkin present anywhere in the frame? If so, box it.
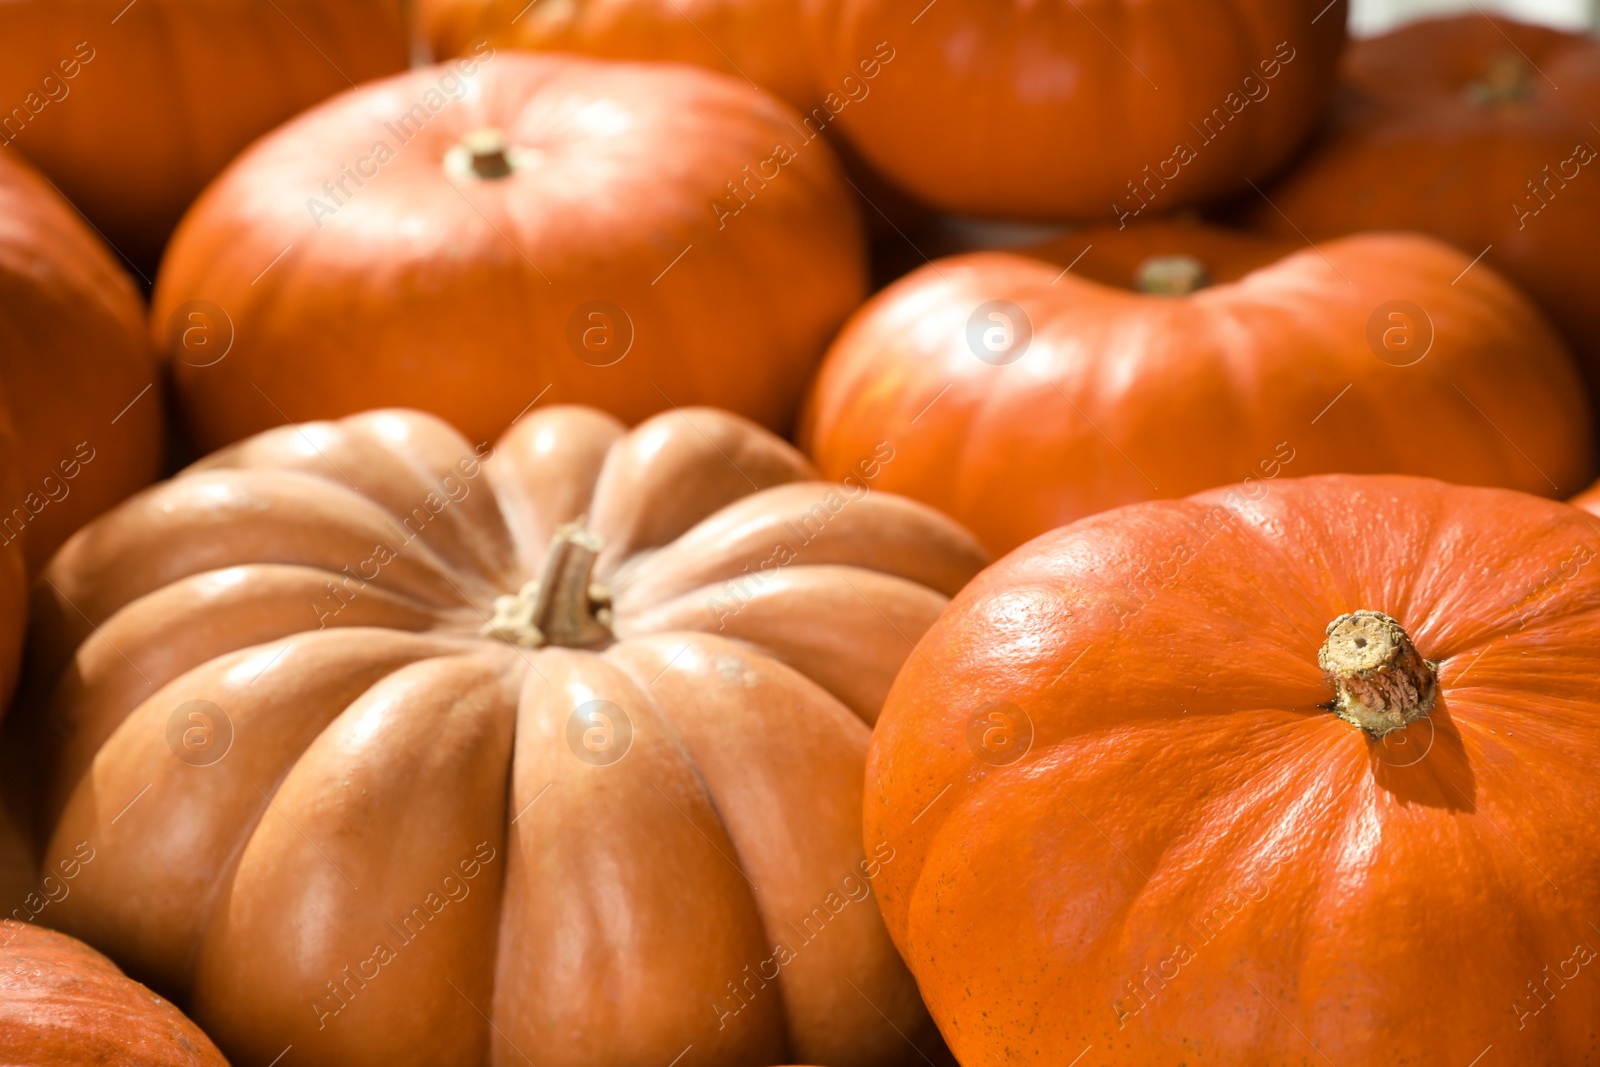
[868,473,1600,1064]
[1,921,228,1064]
[24,405,985,1067]
[0,149,164,573]
[1246,15,1600,398]
[1570,478,1600,517]
[801,0,1347,220]
[0,0,407,269]
[421,0,817,111]
[800,223,1595,554]
[152,53,867,454]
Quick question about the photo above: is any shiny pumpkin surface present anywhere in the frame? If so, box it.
[26,405,986,1067]
[153,53,866,454]
[1248,15,1600,398]
[801,229,1594,555]
[869,474,1600,1065]
[0,0,407,269]
[0,149,163,572]
[422,0,817,110]
[0,921,227,1065]
[803,0,1347,219]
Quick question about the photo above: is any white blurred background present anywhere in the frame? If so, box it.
[1352,0,1599,34]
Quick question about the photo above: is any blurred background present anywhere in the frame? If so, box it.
[1354,0,1598,32]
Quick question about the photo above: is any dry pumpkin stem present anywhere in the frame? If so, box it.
[482,519,614,649]
[1317,610,1439,736]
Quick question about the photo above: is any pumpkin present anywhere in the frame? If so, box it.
[1245,15,1600,398]
[0,0,407,270]
[1570,478,1600,517]
[152,52,867,455]
[0,413,22,712]
[22,405,986,1067]
[1,921,228,1064]
[800,0,1348,220]
[799,223,1595,555]
[0,148,164,573]
[867,473,1600,1064]
[420,0,817,111]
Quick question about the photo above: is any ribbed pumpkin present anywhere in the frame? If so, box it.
[0,0,407,269]
[24,405,985,1067]
[0,149,163,573]
[1247,15,1600,398]
[1,922,228,1065]
[869,473,1600,1065]
[421,0,817,110]
[152,53,866,454]
[801,223,1594,554]
[802,0,1347,219]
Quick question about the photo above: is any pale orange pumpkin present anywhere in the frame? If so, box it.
[25,405,986,1067]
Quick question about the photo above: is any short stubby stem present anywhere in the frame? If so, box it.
[1136,255,1210,296]
[458,128,515,180]
[1463,53,1536,108]
[482,520,614,649]
[1318,610,1439,736]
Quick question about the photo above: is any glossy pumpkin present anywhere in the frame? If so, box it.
[0,921,228,1065]
[24,405,986,1067]
[869,473,1600,1064]
[0,0,407,270]
[1246,15,1600,398]
[152,53,866,454]
[421,0,817,110]
[0,149,163,573]
[802,0,1347,220]
[800,225,1594,554]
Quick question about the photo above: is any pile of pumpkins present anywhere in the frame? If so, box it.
[2,1,1599,1064]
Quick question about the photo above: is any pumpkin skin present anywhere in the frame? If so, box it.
[0,149,163,572]
[868,473,1600,1065]
[152,53,867,454]
[0,921,228,1065]
[421,0,817,111]
[801,0,1347,220]
[1245,16,1600,398]
[0,0,407,270]
[800,226,1595,555]
[24,405,986,1067]
[1572,478,1600,516]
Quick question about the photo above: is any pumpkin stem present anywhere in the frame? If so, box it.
[462,127,515,179]
[481,520,614,649]
[1464,54,1536,107]
[1318,610,1438,736]
[1135,255,1210,296]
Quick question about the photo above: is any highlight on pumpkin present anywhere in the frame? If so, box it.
[2,2,1598,1065]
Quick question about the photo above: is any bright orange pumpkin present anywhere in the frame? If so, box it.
[25,405,985,1067]
[0,149,164,573]
[0,0,407,269]
[421,0,817,110]
[152,53,866,454]
[802,0,1347,220]
[1,921,228,1065]
[800,224,1595,554]
[1246,15,1600,398]
[868,473,1600,1064]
